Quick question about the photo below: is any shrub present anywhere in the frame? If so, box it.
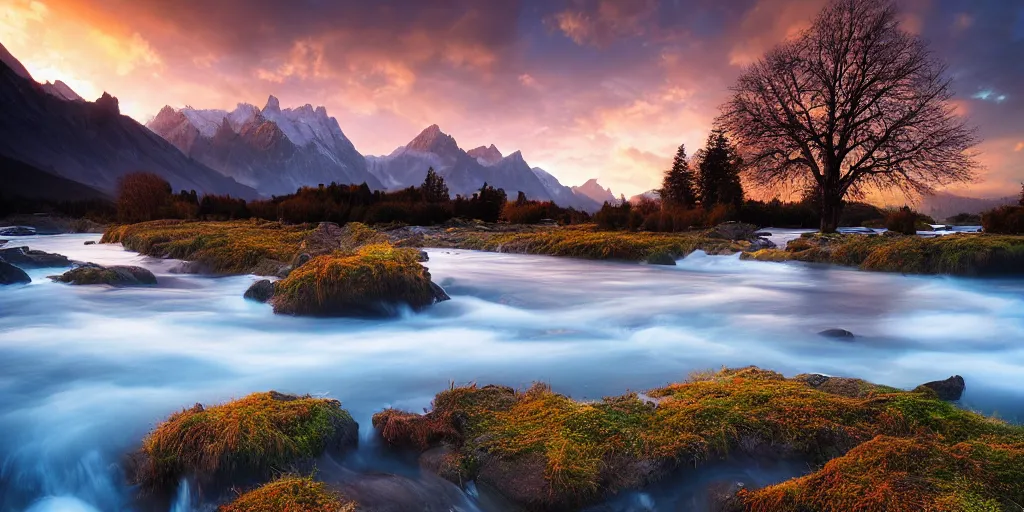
[116,172,172,223]
[982,205,1024,234]
[131,392,356,492]
[885,206,920,235]
[219,476,356,512]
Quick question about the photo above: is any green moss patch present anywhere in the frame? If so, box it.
[102,220,310,275]
[218,476,356,512]
[132,391,357,492]
[372,367,1024,510]
[743,233,1024,276]
[271,242,442,317]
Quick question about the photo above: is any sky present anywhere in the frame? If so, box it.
[1,0,1022,199]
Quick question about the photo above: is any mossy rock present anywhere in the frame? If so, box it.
[372,367,1024,510]
[218,476,356,512]
[271,243,448,317]
[49,264,157,286]
[645,250,677,266]
[129,391,358,493]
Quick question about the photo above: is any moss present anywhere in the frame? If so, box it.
[49,265,157,286]
[271,242,440,317]
[749,233,1024,276]
[742,436,1024,512]
[372,367,1024,510]
[433,224,739,261]
[133,392,356,491]
[218,476,356,512]
[102,220,310,275]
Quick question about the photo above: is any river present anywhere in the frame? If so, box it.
[1,233,1022,511]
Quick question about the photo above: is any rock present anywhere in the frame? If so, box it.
[818,328,855,339]
[645,251,677,266]
[753,231,773,237]
[0,246,72,268]
[0,226,36,236]
[708,222,758,241]
[243,279,275,302]
[0,240,6,247]
[335,472,474,512]
[84,241,96,245]
[706,480,747,512]
[50,264,157,286]
[918,375,965,401]
[417,250,429,262]
[746,237,777,252]
[291,252,312,268]
[0,260,31,285]
[430,281,451,303]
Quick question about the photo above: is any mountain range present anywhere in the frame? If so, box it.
[365,125,602,211]
[148,97,382,196]
[0,42,256,200]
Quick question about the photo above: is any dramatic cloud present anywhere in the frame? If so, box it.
[1,0,1021,199]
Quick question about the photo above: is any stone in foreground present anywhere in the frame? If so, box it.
[243,279,276,302]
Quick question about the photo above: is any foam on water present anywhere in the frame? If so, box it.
[1,234,1023,510]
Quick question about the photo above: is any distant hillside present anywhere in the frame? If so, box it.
[0,155,109,202]
[918,191,1016,220]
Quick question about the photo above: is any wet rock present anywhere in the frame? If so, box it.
[918,375,965,401]
[335,472,474,512]
[84,241,96,245]
[708,222,758,241]
[0,226,35,236]
[645,251,677,266]
[417,250,429,262]
[753,231,773,237]
[0,246,72,268]
[430,281,451,303]
[243,279,275,303]
[706,480,747,512]
[0,240,5,247]
[0,260,31,285]
[818,328,855,339]
[747,237,777,252]
[50,264,157,286]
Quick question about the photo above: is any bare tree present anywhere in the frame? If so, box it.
[717,0,978,232]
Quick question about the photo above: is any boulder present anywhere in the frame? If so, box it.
[0,246,72,268]
[645,251,677,266]
[417,250,429,262]
[0,260,31,285]
[50,264,157,286]
[747,237,777,252]
[818,328,855,339]
[917,375,965,401]
[243,279,275,303]
[0,226,35,236]
[708,222,758,241]
[430,281,451,302]
[84,241,96,245]
[291,252,312,268]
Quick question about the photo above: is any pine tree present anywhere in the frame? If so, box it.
[422,167,449,202]
[1018,183,1024,207]
[660,144,698,208]
[697,129,744,209]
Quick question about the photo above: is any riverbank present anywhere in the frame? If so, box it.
[745,232,1024,276]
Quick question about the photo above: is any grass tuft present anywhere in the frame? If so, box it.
[218,475,356,512]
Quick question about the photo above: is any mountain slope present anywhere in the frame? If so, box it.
[918,191,1015,220]
[573,179,618,205]
[0,154,109,202]
[148,97,381,196]
[0,45,256,199]
[367,125,600,211]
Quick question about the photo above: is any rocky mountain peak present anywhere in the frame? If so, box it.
[94,92,120,116]
[262,95,281,113]
[406,124,460,158]
[468,144,503,166]
[572,178,616,205]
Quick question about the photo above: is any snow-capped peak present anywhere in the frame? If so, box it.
[258,97,349,148]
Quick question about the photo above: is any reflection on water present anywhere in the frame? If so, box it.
[1,233,1023,511]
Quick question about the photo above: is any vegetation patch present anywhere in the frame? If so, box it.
[271,242,444,317]
[130,391,357,493]
[102,220,310,275]
[741,435,1024,512]
[371,367,1024,510]
[218,476,355,512]
[743,233,1024,276]
[427,224,740,262]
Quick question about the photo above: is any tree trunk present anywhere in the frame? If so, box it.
[820,195,843,233]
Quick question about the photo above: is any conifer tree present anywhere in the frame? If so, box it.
[422,167,449,202]
[660,144,698,208]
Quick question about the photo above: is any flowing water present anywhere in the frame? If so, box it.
[1,232,1023,511]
